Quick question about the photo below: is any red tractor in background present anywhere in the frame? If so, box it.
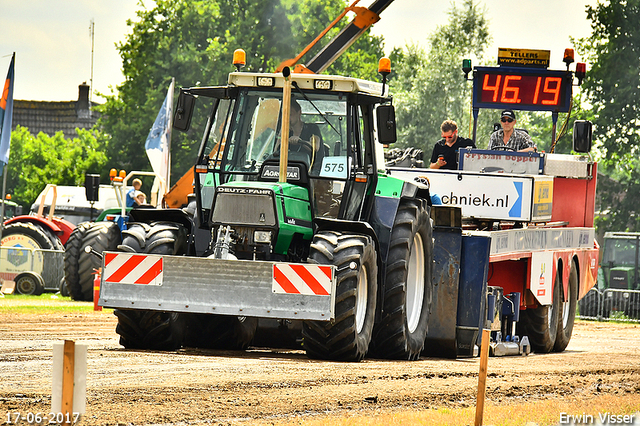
[1,185,74,295]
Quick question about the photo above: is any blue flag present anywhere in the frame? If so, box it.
[145,79,173,190]
[0,53,15,168]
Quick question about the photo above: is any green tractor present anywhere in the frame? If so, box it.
[580,232,640,318]
[101,66,435,361]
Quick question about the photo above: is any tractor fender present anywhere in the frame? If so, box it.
[128,208,195,234]
[4,215,75,245]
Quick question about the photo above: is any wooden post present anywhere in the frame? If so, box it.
[62,340,75,424]
[474,328,491,426]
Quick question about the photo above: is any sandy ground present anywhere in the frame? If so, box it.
[1,306,639,425]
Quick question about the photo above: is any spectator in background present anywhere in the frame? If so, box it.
[126,178,143,207]
[134,191,147,206]
[430,120,475,170]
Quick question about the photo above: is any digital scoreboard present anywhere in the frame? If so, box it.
[472,67,573,113]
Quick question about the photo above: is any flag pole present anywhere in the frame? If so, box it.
[166,77,174,191]
[0,52,16,245]
[0,164,7,243]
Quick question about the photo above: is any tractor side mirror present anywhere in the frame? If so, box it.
[173,91,197,131]
[573,120,592,153]
[376,105,397,145]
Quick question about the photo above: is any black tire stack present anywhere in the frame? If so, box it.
[63,221,122,301]
[114,222,191,351]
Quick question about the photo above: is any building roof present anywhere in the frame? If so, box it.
[11,83,100,139]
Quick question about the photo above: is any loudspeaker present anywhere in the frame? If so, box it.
[85,174,100,202]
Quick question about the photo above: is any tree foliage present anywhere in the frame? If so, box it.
[575,0,640,232]
[5,126,108,209]
[96,0,384,185]
[390,0,491,155]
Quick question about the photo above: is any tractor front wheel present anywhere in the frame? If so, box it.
[303,231,377,361]
[371,199,433,360]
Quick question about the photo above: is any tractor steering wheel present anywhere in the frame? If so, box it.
[491,145,516,152]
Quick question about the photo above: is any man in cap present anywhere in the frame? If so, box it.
[488,110,536,152]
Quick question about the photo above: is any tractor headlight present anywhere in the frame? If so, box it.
[254,230,271,244]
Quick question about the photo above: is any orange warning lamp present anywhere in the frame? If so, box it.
[378,57,391,76]
[378,57,391,96]
[563,48,575,68]
[109,168,117,181]
[233,49,246,71]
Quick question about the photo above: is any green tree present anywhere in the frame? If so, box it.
[97,0,385,185]
[575,0,640,232]
[5,126,108,209]
[390,0,491,156]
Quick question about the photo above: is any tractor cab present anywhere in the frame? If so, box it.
[175,69,395,262]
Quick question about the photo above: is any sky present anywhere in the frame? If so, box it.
[0,0,596,103]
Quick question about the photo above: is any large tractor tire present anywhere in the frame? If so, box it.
[370,199,433,360]
[63,222,93,300]
[554,261,578,352]
[183,314,258,350]
[114,310,186,350]
[64,222,121,301]
[1,221,60,251]
[302,232,378,361]
[114,221,188,351]
[517,266,561,353]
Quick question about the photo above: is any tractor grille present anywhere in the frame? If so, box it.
[211,190,276,226]
[610,270,630,289]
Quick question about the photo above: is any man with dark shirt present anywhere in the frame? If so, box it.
[430,120,475,170]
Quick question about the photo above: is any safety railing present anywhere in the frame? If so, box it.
[0,246,64,292]
[578,287,640,323]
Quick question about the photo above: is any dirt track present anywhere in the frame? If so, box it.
[1,307,640,425]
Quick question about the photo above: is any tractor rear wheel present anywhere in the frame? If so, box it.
[114,221,188,350]
[303,231,377,361]
[63,222,93,301]
[518,266,561,353]
[183,314,258,350]
[371,199,433,360]
[1,222,59,250]
[115,310,186,350]
[554,262,578,352]
[65,222,121,301]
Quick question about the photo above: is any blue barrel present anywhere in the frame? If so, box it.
[456,234,491,356]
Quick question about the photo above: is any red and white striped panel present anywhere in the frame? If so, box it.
[272,264,332,296]
[104,252,163,286]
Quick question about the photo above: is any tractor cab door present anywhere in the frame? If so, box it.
[329,98,380,223]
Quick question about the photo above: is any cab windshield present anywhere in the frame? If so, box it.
[203,89,351,180]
